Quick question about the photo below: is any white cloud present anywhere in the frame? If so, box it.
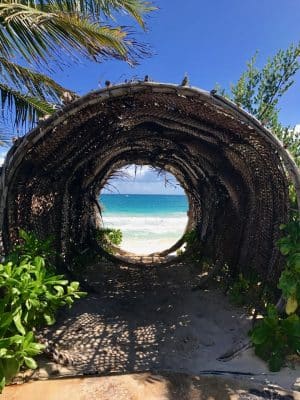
[103,164,185,195]
[108,181,184,195]
[0,149,7,166]
[295,124,300,133]
[121,165,151,178]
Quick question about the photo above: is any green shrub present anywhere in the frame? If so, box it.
[183,229,198,246]
[0,332,44,390]
[250,305,300,371]
[228,273,252,306]
[249,218,300,371]
[227,272,275,309]
[277,220,300,314]
[0,230,86,392]
[96,228,122,254]
[182,229,203,263]
[7,229,55,264]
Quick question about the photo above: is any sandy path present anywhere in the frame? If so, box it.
[4,373,299,400]
[12,260,300,393]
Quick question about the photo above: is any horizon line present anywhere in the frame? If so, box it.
[100,193,186,196]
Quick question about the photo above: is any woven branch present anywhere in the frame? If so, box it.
[0,82,298,287]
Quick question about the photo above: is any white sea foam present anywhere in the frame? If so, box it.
[102,214,188,254]
[102,215,188,237]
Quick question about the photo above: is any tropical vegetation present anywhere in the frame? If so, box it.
[0,0,155,140]
[0,229,86,392]
[217,44,300,371]
[245,218,299,371]
[96,227,123,253]
[218,43,300,168]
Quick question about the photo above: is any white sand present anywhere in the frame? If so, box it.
[119,237,179,254]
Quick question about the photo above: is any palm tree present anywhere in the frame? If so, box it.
[0,0,155,140]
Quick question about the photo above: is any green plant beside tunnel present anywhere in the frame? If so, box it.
[249,219,300,371]
[0,230,86,392]
[96,227,123,254]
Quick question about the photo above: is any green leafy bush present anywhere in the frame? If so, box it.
[228,273,253,306]
[0,230,86,392]
[8,229,55,263]
[227,272,275,309]
[0,332,44,390]
[96,228,123,254]
[277,220,300,314]
[183,230,198,245]
[182,229,203,263]
[250,305,300,371]
[249,219,300,371]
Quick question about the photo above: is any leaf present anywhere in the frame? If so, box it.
[266,304,278,320]
[278,271,297,298]
[290,253,300,271]
[250,323,271,345]
[268,353,285,372]
[19,229,29,242]
[54,285,64,296]
[44,313,55,325]
[26,342,45,356]
[0,57,69,102]
[33,256,45,269]
[24,357,37,370]
[282,314,300,337]
[0,376,5,393]
[0,82,55,127]
[25,299,32,310]
[2,358,20,382]
[0,349,7,357]
[70,281,79,291]
[13,313,25,336]
[279,243,292,256]
[0,313,13,328]
[254,343,272,362]
[65,296,74,306]
[0,1,151,67]
[46,279,69,286]
[0,338,14,348]
[285,296,298,315]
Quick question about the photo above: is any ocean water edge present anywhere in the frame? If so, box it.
[99,194,189,253]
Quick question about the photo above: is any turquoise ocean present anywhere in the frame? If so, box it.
[99,194,189,253]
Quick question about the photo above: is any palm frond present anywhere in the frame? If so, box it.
[0,83,55,127]
[81,0,156,29]
[19,0,156,29]
[0,118,12,146]
[0,2,150,65]
[0,57,70,101]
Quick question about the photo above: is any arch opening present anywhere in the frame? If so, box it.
[97,164,190,257]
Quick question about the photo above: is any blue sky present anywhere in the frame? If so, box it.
[102,165,185,195]
[1,0,300,193]
[52,0,300,126]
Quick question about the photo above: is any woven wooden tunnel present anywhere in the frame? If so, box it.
[1,82,299,285]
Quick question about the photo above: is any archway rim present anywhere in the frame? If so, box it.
[2,81,299,210]
[0,81,298,284]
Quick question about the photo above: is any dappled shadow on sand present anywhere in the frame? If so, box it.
[37,259,251,379]
[130,373,294,400]
[6,372,295,400]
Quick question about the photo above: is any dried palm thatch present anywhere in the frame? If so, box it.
[0,82,299,286]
